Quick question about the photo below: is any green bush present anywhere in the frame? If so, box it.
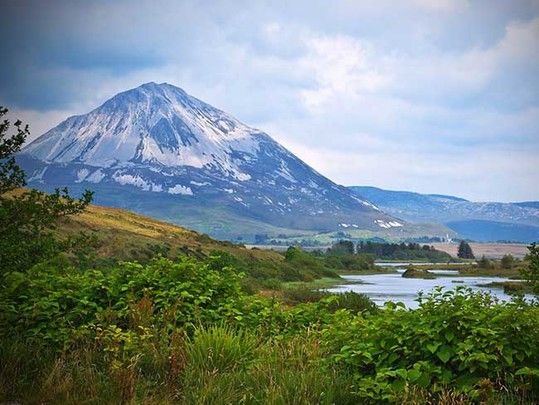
[325,291,378,314]
[325,254,375,272]
[323,287,539,402]
[282,288,377,313]
[282,286,329,304]
[501,254,515,269]
[0,256,245,347]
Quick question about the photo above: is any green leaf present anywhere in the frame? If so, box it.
[417,371,431,388]
[408,368,421,382]
[388,353,399,364]
[426,342,441,354]
[515,367,539,377]
[503,352,513,366]
[395,368,408,379]
[436,345,452,363]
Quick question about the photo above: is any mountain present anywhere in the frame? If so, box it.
[349,186,539,243]
[18,82,435,241]
[515,201,539,210]
[444,220,539,244]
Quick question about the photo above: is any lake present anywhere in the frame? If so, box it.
[326,269,526,309]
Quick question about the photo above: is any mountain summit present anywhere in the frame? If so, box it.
[20,82,420,240]
[25,82,265,179]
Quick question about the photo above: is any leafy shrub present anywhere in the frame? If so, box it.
[324,288,539,402]
[0,108,94,275]
[282,286,329,304]
[0,256,245,347]
[325,292,378,314]
[258,277,283,290]
[501,254,515,269]
[324,254,375,272]
[477,255,493,269]
[282,288,377,317]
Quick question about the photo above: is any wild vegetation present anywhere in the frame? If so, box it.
[1,109,538,403]
[404,255,529,279]
[357,241,455,262]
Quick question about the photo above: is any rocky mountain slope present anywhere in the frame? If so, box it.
[18,82,435,241]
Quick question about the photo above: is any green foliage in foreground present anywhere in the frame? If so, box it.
[2,105,538,403]
[324,288,539,402]
[1,255,538,403]
[0,106,93,275]
[0,255,244,347]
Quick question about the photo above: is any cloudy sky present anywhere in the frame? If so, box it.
[1,0,538,202]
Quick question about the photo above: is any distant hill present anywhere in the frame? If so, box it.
[17,82,440,242]
[444,220,539,244]
[349,186,539,243]
[515,201,539,209]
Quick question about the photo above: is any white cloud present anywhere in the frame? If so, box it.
[298,34,390,110]
[411,0,469,11]
[1,0,538,201]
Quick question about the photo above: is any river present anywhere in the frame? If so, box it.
[326,267,531,309]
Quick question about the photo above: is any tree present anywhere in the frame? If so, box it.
[285,246,302,261]
[0,107,27,193]
[477,255,492,269]
[0,107,93,274]
[500,254,514,269]
[328,240,355,256]
[457,240,475,259]
[521,243,539,295]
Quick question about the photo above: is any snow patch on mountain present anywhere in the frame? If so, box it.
[168,184,193,195]
[75,169,90,183]
[340,223,360,228]
[86,169,106,183]
[374,219,403,229]
[112,172,163,192]
[27,167,47,182]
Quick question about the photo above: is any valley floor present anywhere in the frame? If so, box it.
[431,242,530,259]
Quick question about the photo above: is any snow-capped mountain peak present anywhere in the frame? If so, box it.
[24,82,261,180]
[20,82,408,238]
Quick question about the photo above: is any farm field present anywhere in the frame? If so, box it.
[431,242,530,259]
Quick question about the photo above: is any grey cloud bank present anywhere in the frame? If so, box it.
[0,0,538,202]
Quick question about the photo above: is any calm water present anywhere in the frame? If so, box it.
[326,270,526,309]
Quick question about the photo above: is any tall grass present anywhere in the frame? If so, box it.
[180,328,355,404]
[0,328,355,404]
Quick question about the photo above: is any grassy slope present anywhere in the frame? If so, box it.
[59,202,286,266]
